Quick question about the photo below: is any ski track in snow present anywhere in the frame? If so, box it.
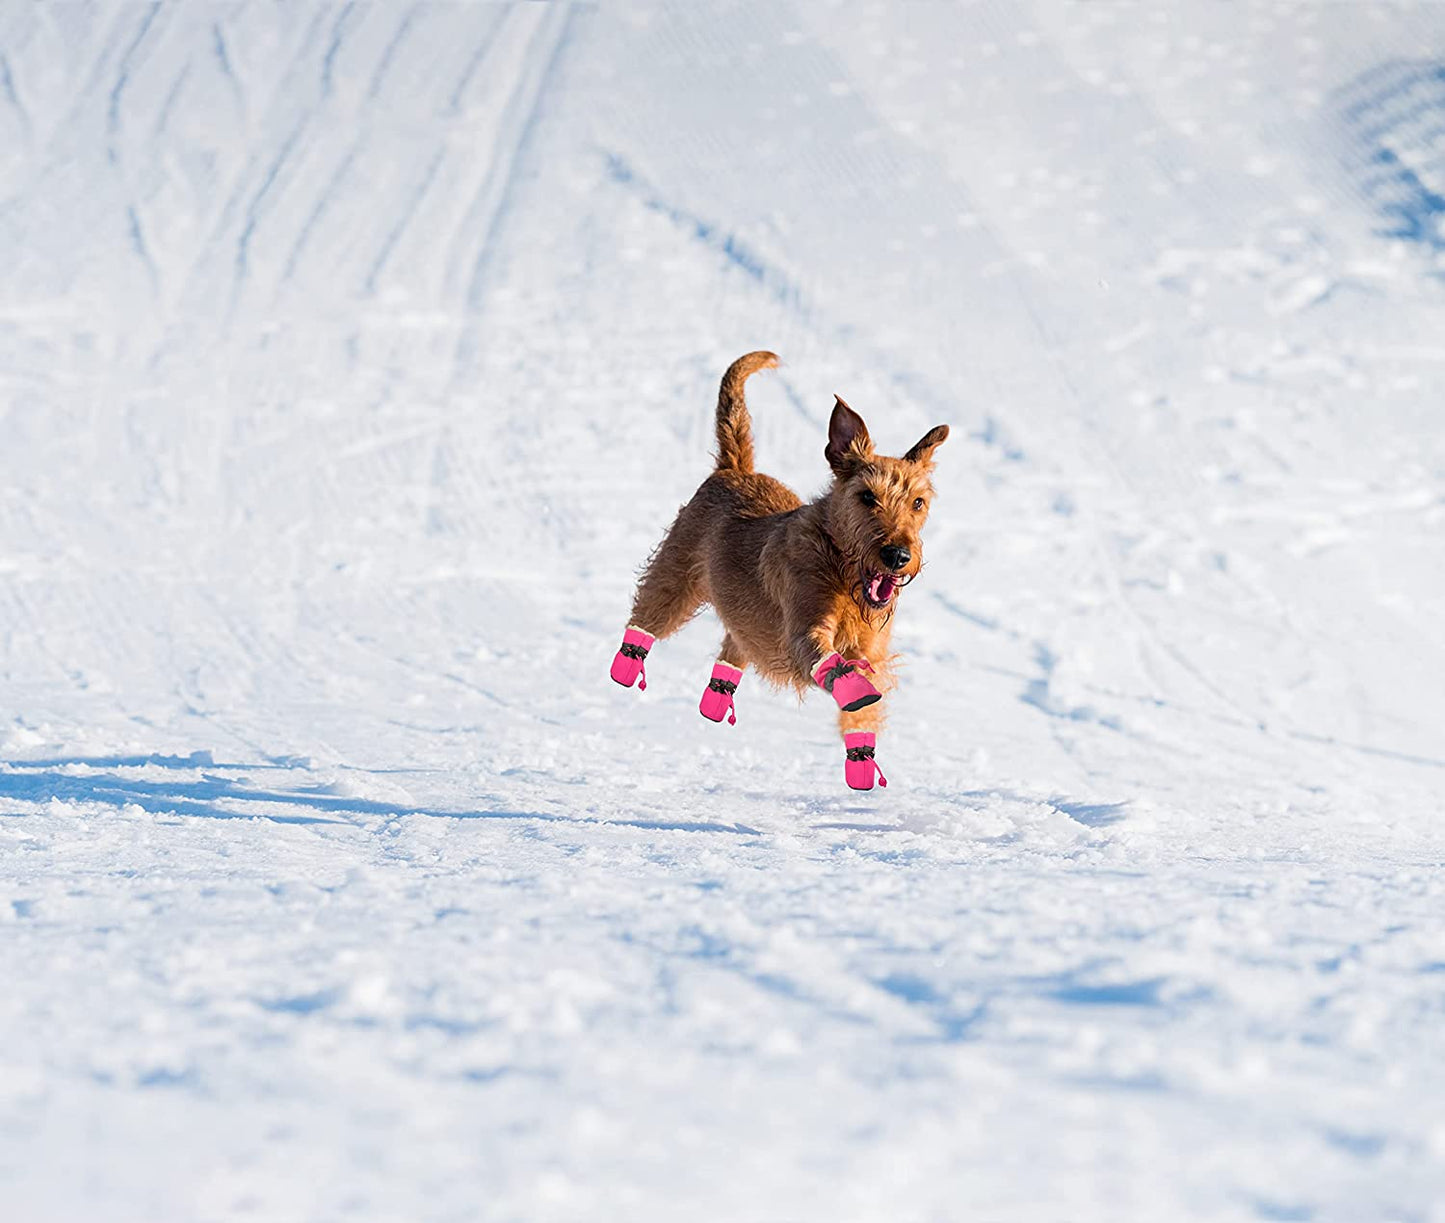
[2,4,1445,1221]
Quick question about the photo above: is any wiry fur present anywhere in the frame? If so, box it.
[625,351,948,749]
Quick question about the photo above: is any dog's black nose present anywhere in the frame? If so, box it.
[880,544,911,571]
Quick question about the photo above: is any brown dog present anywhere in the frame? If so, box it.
[614,351,948,785]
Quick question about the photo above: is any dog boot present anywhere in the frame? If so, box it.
[844,732,888,790]
[813,652,882,712]
[610,626,655,690]
[699,661,742,724]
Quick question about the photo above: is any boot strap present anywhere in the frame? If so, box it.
[821,656,873,692]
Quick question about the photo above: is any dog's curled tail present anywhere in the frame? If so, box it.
[714,350,779,474]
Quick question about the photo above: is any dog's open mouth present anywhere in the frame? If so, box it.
[863,569,900,608]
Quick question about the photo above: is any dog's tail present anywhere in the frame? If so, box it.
[714,350,779,474]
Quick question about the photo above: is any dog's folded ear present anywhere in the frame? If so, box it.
[826,395,873,474]
[904,424,950,466]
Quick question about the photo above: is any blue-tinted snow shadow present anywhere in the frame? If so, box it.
[1030,965,1214,1013]
[1337,61,1445,257]
[1049,977,1165,1007]
[0,762,558,827]
[812,820,901,832]
[874,972,986,1043]
[878,966,1192,1047]
[810,789,1129,833]
[6,751,295,771]
[257,987,345,1015]
[607,816,761,835]
[957,787,1131,834]
[1248,1197,1317,1222]
[1049,798,1129,827]
[0,759,760,835]
[0,766,352,825]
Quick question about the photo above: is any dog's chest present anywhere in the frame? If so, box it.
[833,595,891,661]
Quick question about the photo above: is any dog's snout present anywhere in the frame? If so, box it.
[880,544,911,571]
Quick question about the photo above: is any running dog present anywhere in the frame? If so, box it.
[610,351,948,789]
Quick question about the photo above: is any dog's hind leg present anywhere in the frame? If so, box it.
[611,508,707,690]
[628,517,707,640]
[699,632,746,724]
[715,631,747,670]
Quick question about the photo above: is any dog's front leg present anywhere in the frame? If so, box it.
[785,615,840,685]
[801,618,840,677]
[840,706,888,790]
[795,618,884,715]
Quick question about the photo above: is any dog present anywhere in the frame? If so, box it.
[609,351,948,790]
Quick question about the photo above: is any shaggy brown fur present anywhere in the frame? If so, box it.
[624,351,948,749]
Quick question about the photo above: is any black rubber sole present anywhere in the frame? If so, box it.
[841,692,882,713]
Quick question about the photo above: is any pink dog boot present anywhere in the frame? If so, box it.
[844,732,888,791]
[813,652,882,712]
[610,626,655,690]
[699,662,742,724]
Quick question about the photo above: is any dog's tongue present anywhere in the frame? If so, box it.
[870,572,897,603]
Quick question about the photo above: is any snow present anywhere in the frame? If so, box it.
[2,3,1444,1219]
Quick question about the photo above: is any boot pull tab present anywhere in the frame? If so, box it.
[638,660,647,691]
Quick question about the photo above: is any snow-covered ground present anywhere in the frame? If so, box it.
[3,4,1445,1219]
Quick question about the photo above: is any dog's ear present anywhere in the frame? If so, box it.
[904,424,950,467]
[826,395,873,474]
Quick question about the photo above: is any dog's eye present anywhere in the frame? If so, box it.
[858,490,878,508]
[913,497,925,511]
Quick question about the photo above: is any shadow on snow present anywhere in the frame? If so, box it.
[0,757,759,834]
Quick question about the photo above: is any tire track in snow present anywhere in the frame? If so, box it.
[281,143,360,283]
[601,152,811,317]
[105,3,162,167]
[321,1,358,99]
[233,119,310,301]
[381,7,545,312]
[456,5,575,314]
[365,3,419,101]
[0,52,31,140]
[206,5,504,310]
[210,19,245,115]
[447,8,510,115]
[151,62,190,139]
[152,11,330,322]
[101,5,165,298]
[125,203,159,296]
[363,148,447,296]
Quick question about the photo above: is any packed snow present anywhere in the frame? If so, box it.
[2,4,1444,1220]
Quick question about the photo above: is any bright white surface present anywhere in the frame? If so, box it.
[2,4,1444,1220]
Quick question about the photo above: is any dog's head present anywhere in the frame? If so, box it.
[823,395,948,615]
